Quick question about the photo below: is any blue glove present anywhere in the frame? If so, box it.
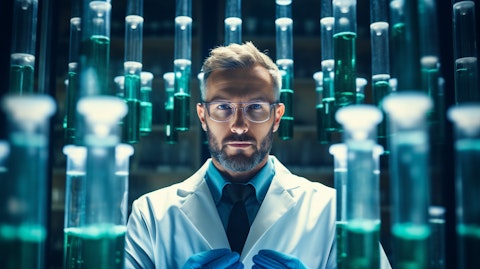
[252,249,308,269]
[182,248,244,269]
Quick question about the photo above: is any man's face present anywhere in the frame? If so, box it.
[196,65,285,174]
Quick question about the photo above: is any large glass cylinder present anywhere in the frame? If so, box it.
[382,92,432,268]
[225,0,242,45]
[333,0,357,108]
[0,94,56,269]
[164,72,178,144]
[9,0,39,94]
[173,0,192,131]
[74,96,128,268]
[276,0,294,140]
[447,103,480,269]
[139,71,154,136]
[335,105,383,269]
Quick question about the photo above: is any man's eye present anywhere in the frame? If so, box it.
[247,103,263,110]
[216,104,233,110]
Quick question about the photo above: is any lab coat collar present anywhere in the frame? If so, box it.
[177,160,230,249]
[242,156,299,258]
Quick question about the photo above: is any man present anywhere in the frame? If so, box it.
[125,42,391,268]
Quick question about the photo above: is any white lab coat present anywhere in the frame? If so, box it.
[125,156,392,268]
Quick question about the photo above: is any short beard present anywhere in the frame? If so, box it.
[206,125,274,173]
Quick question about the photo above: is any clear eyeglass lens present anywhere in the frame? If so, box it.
[207,102,272,122]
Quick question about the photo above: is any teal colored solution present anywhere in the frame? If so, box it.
[165,107,178,144]
[140,87,153,135]
[9,54,35,94]
[392,223,430,269]
[372,74,391,153]
[279,89,294,140]
[173,92,191,132]
[456,139,480,269]
[63,225,126,269]
[457,224,480,269]
[174,63,191,131]
[123,74,141,144]
[333,32,357,107]
[421,58,443,145]
[65,68,79,144]
[454,57,479,103]
[336,221,348,269]
[344,220,380,269]
[0,224,46,269]
[83,35,111,95]
[316,104,329,144]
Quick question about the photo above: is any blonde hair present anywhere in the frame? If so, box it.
[200,42,281,100]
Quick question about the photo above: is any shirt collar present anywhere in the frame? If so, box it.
[205,157,275,204]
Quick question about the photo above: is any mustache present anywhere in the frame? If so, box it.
[223,133,254,143]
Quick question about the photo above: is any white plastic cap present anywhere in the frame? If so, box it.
[77,96,127,124]
[336,104,383,131]
[447,103,480,134]
[329,143,347,159]
[382,92,432,127]
[62,145,87,165]
[116,143,134,160]
[163,72,175,86]
[2,94,56,123]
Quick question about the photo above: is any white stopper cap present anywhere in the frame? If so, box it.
[447,103,480,134]
[382,92,432,127]
[2,94,57,123]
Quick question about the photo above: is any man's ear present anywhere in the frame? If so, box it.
[197,103,207,131]
[273,103,285,133]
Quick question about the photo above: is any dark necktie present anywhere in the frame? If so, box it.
[223,184,253,253]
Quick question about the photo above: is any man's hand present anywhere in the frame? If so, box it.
[182,248,244,269]
[252,249,308,269]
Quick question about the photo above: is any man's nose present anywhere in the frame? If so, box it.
[230,107,248,134]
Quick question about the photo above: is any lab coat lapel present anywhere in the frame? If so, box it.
[178,164,230,249]
[242,160,297,257]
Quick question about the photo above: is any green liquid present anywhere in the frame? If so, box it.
[336,221,348,269]
[279,89,294,140]
[65,70,79,144]
[457,224,480,269]
[9,64,34,94]
[122,99,141,144]
[173,92,191,131]
[140,102,152,135]
[322,97,338,132]
[392,223,430,269]
[165,108,178,144]
[0,224,46,269]
[63,225,126,269]
[455,57,479,103]
[333,32,357,107]
[82,35,111,95]
[316,104,329,144]
[390,23,421,90]
[372,75,391,151]
[344,221,380,269]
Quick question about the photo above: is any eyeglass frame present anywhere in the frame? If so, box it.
[201,101,280,123]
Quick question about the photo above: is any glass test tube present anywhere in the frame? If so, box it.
[65,13,82,145]
[75,96,128,268]
[62,145,87,269]
[382,92,433,269]
[225,0,242,45]
[333,0,357,108]
[370,0,391,151]
[173,0,192,131]
[314,71,329,144]
[0,94,56,269]
[80,0,112,97]
[164,72,178,143]
[0,141,8,175]
[447,103,480,269]
[336,105,383,269]
[453,1,479,103]
[320,16,338,139]
[329,143,348,268]
[140,71,154,135]
[389,0,421,91]
[9,0,39,94]
[123,0,144,144]
[355,77,367,104]
[428,206,446,269]
[276,0,294,140]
